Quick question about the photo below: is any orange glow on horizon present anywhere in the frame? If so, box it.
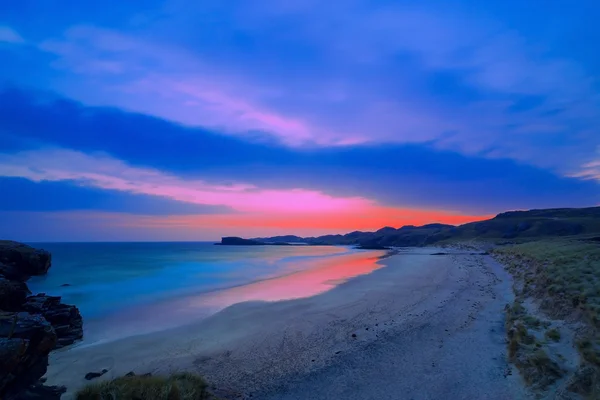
[109,205,492,232]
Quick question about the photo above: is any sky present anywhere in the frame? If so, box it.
[0,0,599,241]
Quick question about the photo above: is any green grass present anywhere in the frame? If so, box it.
[495,240,600,326]
[504,300,563,389]
[75,372,210,400]
[545,328,561,342]
[495,239,600,397]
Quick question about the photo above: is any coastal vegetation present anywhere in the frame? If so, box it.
[76,372,210,400]
[494,238,600,398]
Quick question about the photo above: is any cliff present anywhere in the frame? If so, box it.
[0,241,83,400]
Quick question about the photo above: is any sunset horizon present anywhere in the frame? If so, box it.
[1,1,598,241]
[2,2,600,398]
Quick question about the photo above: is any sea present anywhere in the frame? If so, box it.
[27,242,385,345]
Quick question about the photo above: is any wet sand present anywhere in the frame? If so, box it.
[46,248,527,399]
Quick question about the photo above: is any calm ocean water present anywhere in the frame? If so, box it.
[27,242,378,344]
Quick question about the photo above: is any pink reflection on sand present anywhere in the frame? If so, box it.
[192,250,386,308]
[83,250,386,344]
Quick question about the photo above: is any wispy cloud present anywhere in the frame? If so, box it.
[2,1,598,183]
[28,2,599,179]
[570,160,600,182]
[0,26,24,44]
[39,26,352,146]
[0,149,486,232]
[0,148,374,214]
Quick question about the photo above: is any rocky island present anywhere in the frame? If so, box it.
[0,241,83,400]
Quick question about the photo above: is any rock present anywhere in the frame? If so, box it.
[12,383,66,400]
[0,242,51,281]
[23,295,83,349]
[218,237,266,246]
[0,312,57,399]
[85,369,108,380]
[125,371,136,377]
[0,241,84,400]
[0,277,30,311]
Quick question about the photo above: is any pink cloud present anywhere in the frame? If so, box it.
[569,159,600,182]
[0,148,492,237]
[39,26,356,146]
[0,148,373,214]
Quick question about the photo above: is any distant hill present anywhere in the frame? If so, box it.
[218,237,265,246]
[219,206,600,247]
[253,235,306,243]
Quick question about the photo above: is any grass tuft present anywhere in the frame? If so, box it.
[76,372,210,400]
[495,239,600,397]
[545,328,561,342]
[516,349,564,388]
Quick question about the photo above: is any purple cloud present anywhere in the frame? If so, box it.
[3,0,599,182]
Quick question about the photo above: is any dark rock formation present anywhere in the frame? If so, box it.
[218,237,266,246]
[0,312,57,400]
[252,235,306,244]
[85,369,108,381]
[0,241,51,281]
[23,295,83,349]
[232,206,600,248]
[0,241,83,399]
[0,277,30,311]
[13,383,66,400]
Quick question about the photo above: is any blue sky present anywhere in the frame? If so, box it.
[0,0,599,241]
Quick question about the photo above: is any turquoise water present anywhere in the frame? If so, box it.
[27,242,355,342]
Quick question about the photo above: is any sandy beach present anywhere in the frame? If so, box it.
[46,248,527,399]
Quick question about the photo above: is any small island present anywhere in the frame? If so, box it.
[216,237,266,246]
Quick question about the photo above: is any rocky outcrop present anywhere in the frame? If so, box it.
[0,241,82,399]
[0,312,57,400]
[23,295,83,349]
[218,237,266,246]
[0,277,30,311]
[0,241,51,281]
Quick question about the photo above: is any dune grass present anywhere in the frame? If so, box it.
[494,239,600,397]
[504,301,564,388]
[75,372,210,400]
[545,328,561,342]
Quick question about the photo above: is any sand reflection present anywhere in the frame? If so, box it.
[84,249,386,344]
[195,250,386,307]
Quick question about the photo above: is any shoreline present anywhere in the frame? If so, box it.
[46,247,528,399]
[64,247,386,346]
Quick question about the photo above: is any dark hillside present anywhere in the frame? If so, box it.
[225,207,600,247]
